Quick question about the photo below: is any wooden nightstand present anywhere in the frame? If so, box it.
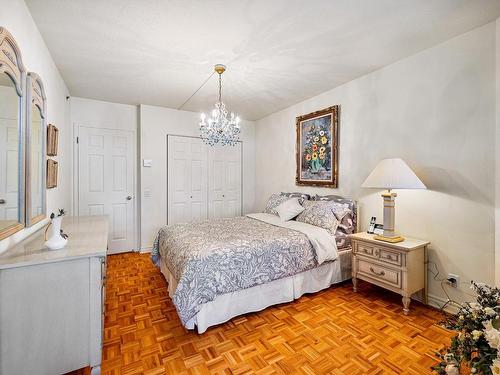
[349,232,429,315]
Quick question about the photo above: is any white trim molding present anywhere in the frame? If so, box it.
[427,293,460,314]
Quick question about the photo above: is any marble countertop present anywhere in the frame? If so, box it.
[0,216,108,270]
[349,231,430,251]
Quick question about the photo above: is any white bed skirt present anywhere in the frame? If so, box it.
[160,249,352,333]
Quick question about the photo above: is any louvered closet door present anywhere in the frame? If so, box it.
[208,142,242,219]
[167,136,208,225]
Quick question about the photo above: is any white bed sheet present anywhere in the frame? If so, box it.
[160,248,352,333]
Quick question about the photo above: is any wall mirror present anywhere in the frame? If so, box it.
[0,27,26,240]
[26,72,46,226]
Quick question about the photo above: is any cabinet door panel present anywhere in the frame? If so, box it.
[0,259,90,374]
[168,136,207,224]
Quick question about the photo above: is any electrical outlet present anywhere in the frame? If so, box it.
[447,273,459,288]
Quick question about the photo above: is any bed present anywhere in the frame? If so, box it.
[152,195,357,333]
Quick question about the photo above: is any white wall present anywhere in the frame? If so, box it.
[0,0,70,253]
[496,19,500,287]
[140,105,256,250]
[256,23,497,306]
[70,97,139,249]
[71,97,138,132]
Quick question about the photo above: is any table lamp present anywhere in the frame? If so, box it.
[362,158,426,243]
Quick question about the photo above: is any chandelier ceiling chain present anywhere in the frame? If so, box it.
[218,72,222,102]
[199,64,240,146]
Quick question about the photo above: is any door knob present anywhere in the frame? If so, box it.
[0,199,5,204]
[126,196,132,200]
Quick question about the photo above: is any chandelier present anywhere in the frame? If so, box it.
[199,64,240,146]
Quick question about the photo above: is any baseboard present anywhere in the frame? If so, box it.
[140,246,152,253]
[427,293,460,314]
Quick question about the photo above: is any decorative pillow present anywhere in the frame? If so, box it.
[313,195,357,233]
[330,202,352,221]
[275,197,305,222]
[263,193,292,216]
[335,232,350,249]
[337,211,355,233]
[295,200,339,235]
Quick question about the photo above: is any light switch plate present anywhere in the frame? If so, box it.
[143,159,152,167]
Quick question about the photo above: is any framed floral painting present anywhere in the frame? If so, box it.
[295,106,339,187]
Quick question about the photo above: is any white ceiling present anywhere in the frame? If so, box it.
[26,0,500,120]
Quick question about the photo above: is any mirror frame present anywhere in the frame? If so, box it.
[0,27,26,240]
[25,72,46,227]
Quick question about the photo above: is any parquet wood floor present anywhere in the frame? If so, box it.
[100,253,452,375]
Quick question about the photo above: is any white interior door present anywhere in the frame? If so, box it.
[167,135,208,225]
[208,142,242,219]
[78,126,135,253]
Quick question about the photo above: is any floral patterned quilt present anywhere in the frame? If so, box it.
[151,214,338,326]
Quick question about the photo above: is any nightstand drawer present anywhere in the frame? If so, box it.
[358,259,402,288]
[378,248,403,266]
[356,243,379,259]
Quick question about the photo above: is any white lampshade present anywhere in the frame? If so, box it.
[362,158,426,190]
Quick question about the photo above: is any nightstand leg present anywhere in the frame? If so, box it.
[402,296,411,315]
[352,277,358,292]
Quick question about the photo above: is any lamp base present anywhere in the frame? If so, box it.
[374,234,405,243]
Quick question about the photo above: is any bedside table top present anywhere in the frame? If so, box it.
[348,232,430,251]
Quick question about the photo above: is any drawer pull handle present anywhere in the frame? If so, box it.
[369,267,385,276]
[385,255,394,260]
[375,250,379,256]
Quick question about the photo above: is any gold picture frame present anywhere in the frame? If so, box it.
[295,106,339,187]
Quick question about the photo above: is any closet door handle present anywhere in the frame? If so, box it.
[222,195,225,198]
[0,199,5,204]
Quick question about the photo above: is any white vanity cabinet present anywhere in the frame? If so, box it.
[0,216,108,375]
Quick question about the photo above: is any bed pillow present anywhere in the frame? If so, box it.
[313,195,357,233]
[263,193,292,216]
[327,202,355,234]
[275,197,305,222]
[295,200,339,235]
[330,202,352,221]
